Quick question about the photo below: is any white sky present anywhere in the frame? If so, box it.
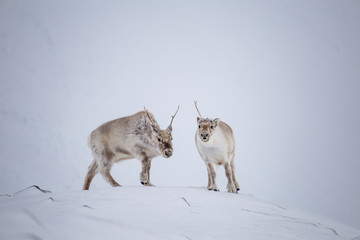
[0,0,359,229]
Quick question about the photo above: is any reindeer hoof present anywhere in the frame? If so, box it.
[236,188,240,191]
[141,181,155,186]
[208,187,219,192]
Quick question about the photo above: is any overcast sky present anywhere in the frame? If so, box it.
[0,0,359,229]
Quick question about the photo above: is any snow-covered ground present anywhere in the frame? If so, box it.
[1,185,359,240]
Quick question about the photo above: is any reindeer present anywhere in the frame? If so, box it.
[83,106,179,190]
[194,101,240,193]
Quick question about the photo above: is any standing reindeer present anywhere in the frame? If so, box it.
[83,106,179,190]
[194,101,240,193]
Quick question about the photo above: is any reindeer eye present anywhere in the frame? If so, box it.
[211,126,213,129]
[157,138,161,142]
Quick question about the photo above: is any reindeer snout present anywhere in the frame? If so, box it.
[201,133,209,141]
[165,150,173,158]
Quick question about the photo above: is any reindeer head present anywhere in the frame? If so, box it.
[194,101,220,142]
[144,106,179,158]
[197,117,220,142]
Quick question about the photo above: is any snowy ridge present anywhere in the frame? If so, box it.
[0,186,359,240]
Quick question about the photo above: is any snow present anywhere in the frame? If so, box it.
[1,185,359,240]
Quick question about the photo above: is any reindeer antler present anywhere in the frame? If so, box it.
[144,107,158,127]
[194,101,202,118]
[169,105,180,127]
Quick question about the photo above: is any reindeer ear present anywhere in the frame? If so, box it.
[167,125,172,132]
[214,118,220,127]
[197,117,201,123]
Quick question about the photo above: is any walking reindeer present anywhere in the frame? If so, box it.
[194,101,240,193]
[83,106,179,190]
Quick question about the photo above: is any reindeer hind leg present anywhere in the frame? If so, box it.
[101,167,121,187]
[206,163,213,190]
[99,148,121,187]
[99,161,121,187]
[83,160,99,190]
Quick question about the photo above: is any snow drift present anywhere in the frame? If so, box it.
[1,185,359,240]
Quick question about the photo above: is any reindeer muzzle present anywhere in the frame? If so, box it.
[164,150,173,158]
[200,132,209,142]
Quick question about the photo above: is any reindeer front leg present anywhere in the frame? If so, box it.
[224,162,237,193]
[139,153,154,186]
[207,162,219,191]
